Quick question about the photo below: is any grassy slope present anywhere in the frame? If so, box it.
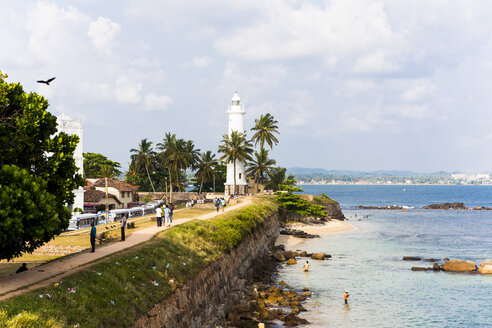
[0,197,277,328]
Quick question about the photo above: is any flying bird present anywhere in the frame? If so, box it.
[37,77,56,85]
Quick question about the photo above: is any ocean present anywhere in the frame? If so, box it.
[276,185,492,327]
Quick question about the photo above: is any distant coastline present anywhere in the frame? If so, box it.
[298,182,492,186]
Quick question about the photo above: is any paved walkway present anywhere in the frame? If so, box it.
[0,197,252,301]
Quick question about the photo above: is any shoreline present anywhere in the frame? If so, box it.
[275,220,356,249]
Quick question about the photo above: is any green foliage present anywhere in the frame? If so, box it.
[250,113,279,150]
[246,148,276,190]
[0,73,84,260]
[0,166,62,260]
[218,131,253,194]
[265,167,295,191]
[195,151,218,193]
[275,177,327,218]
[0,198,277,327]
[83,152,122,178]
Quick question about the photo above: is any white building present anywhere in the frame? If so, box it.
[57,114,84,212]
[224,92,248,196]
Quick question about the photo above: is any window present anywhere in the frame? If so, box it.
[239,173,242,179]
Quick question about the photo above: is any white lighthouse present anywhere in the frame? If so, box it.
[224,92,248,196]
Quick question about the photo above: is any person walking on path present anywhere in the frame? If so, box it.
[221,198,226,212]
[16,263,28,274]
[120,214,128,241]
[215,199,220,212]
[344,291,349,305]
[90,222,96,252]
[156,205,163,227]
[168,203,174,225]
[164,205,171,226]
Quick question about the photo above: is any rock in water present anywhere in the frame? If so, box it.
[403,256,422,261]
[442,260,477,272]
[311,253,328,260]
[478,260,492,274]
[422,203,467,210]
[286,258,297,265]
[411,267,429,271]
[433,262,441,271]
[273,252,285,262]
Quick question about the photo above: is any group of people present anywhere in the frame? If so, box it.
[213,197,228,212]
[89,213,129,253]
[155,203,174,227]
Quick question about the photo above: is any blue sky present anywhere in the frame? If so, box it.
[2,0,492,173]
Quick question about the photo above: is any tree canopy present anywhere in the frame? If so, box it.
[83,152,122,178]
[0,72,84,260]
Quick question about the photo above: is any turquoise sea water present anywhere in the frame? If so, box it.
[277,185,492,327]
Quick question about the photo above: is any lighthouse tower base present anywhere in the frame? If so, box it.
[224,184,248,197]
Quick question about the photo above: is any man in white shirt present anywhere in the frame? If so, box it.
[156,206,163,227]
[164,205,171,226]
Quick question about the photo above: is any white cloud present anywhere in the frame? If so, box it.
[192,56,213,68]
[353,51,400,74]
[88,17,121,54]
[401,79,436,102]
[114,76,142,103]
[79,82,111,102]
[214,0,400,68]
[341,117,371,132]
[143,93,173,111]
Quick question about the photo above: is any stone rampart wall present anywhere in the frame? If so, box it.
[133,211,280,328]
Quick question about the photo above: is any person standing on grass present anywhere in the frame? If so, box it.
[168,203,174,225]
[120,214,128,241]
[90,222,96,252]
[156,205,163,227]
[221,198,226,212]
[215,198,220,212]
[164,205,171,226]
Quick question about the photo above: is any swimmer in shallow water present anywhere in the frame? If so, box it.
[303,261,310,272]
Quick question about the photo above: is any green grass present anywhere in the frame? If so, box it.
[0,197,277,328]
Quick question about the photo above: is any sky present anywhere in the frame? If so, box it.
[2,0,492,173]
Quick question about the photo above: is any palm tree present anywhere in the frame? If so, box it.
[218,131,253,195]
[266,167,294,191]
[246,148,276,194]
[184,140,201,171]
[250,113,279,150]
[195,151,218,194]
[130,138,156,192]
[157,133,176,201]
[157,134,199,193]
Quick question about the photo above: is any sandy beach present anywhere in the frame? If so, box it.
[275,220,356,249]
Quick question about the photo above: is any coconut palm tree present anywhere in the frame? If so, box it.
[157,132,176,199]
[195,151,218,194]
[218,131,253,195]
[250,113,279,150]
[266,167,295,191]
[130,138,156,192]
[246,148,276,194]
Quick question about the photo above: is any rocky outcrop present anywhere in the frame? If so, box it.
[478,260,492,274]
[472,206,492,210]
[422,203,467,210]
[325,202,345,220]
[133,211,280,328]
[280,228,319,239]
[442,260,477,272]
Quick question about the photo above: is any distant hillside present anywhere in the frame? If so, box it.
[287,167,456,184]
[287,167,432,177]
